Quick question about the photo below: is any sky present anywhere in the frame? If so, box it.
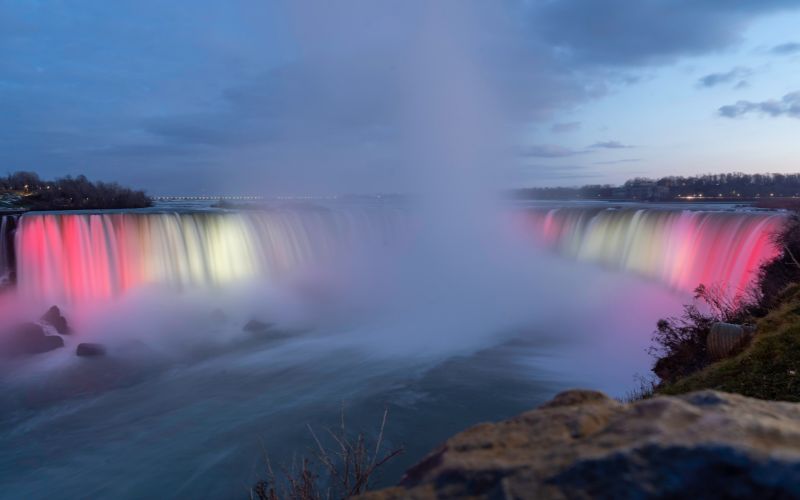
[1,0,800,195]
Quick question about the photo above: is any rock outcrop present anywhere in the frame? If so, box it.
[243,319,274,334]
[41,305,70,335]
[76,342,106,357]
[3,322,64,355]
[365,390,800,499]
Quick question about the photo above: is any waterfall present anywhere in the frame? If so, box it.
[9,205,785,301]
[14,208,403,301]
[524,207,783,293]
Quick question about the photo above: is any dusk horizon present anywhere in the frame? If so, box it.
[4,1,800,195]
[3,2,800,499]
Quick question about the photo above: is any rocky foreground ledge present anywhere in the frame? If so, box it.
[365,390,800,499]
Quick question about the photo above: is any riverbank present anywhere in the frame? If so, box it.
[657,283,800,401]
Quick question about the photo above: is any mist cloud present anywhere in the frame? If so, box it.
[697,67,751,88]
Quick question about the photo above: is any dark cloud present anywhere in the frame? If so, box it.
[589,141,633,149]
[697,67,751,88]
[771,42,800,55]
[3,0,800,193]
[528,0,800,66]
[142,116,264,147]
[718,91,800,118]
[519,144,587,158]
[551,121,581,133]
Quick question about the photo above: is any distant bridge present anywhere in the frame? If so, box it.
[152,195,345,201]
[152,196,264,201]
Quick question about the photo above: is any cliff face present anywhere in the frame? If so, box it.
[365,390,800,499]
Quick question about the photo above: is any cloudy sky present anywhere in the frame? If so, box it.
[2,0,800,195]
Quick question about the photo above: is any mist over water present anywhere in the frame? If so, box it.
[0,3,786,499]
[0,210,694,498]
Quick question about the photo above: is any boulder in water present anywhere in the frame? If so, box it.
[4,322,64,355]
[76,343,106,357]
[364,389,800,499]
[41,305,70,335]
[243,319,273,334]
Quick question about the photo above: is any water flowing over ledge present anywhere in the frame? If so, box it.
[11,208,403,301]
[1,205,786,302]
[523,207,784,293]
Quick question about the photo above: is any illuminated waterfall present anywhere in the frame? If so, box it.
[524,207,784,293]
[15,209,402,301]
[9,206,785,301]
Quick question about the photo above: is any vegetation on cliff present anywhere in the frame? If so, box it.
[0,171,151,211]
[650,212,800,401]
[659,284,800,401]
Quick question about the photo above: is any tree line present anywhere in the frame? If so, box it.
[515,172,800,201]
[1,171,151,210]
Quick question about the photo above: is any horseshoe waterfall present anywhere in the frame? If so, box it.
[0,206,784,301]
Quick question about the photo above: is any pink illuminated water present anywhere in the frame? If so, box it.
[13,209,402,301]
[522,207,784,294]
[4,205,785,301]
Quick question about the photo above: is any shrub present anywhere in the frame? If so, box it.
[620,374,658,403]
[649,284,752,384]
[251,408,403,500]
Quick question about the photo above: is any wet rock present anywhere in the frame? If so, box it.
[41,305,70,335]
[243,319,273,334]
[4,322,64,355]
[76,343,106,357]
[364,389,800,499]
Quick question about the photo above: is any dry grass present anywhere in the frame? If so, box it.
[251,408,403,500]
[620,374,658,403]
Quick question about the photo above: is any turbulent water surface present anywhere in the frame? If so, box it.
[0,201,783,499]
